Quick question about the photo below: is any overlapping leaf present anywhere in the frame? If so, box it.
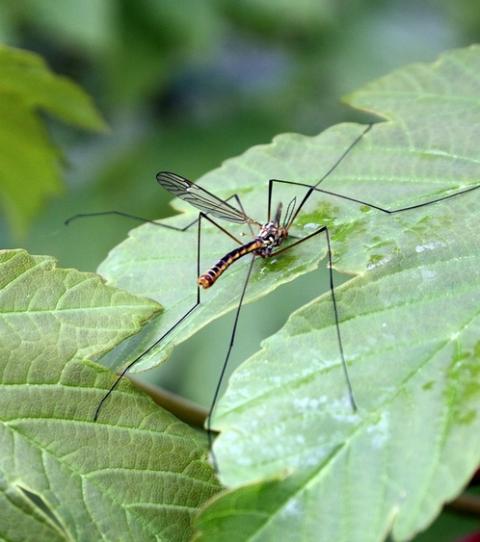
[94,45,480,540]
[0,250,218,541]
[195,45,480,541]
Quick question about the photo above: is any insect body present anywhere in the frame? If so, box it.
[198,204,288,288]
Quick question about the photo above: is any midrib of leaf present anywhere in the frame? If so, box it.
[1,306,159,316]
[85,469,214,490]
[7,414,205,448]
[125,502,198,512]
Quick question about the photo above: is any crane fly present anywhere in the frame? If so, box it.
[157,171,294,289]
[66,122,480,471]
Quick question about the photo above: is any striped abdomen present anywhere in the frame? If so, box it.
[198,239,264,288]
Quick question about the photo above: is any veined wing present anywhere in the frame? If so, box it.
[156,171,258,225]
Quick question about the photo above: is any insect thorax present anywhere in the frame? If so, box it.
[255,222,288,257]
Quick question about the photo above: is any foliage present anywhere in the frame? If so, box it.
[0,45,106,237]
[0,250,218,541]
[0,5,479,540]
[1,0,471,271]
[98,46,480,540]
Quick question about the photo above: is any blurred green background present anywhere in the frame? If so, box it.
[1,2,479,539]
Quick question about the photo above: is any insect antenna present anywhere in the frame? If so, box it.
[283,196,297,228]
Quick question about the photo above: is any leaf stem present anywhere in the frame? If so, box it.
[129,376,208,428]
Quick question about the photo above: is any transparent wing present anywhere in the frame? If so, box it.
[156,171,256,224]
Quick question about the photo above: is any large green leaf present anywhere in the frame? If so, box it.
[192,45,480,541]
[98,45,480,382]
[0,250,218,541]
[96,45,480,540]
[0,46,107,236]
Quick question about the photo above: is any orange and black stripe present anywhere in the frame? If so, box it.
[197,239,263,288]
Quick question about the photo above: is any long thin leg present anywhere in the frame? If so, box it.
[93,213,202,421]
[268,176,274,222]
[93,210,244,420]
[269,178,480,216]
[65,193,250,234]
[267,124,373,225]
[208,254,256,471]
[200,213,244,245]
[272,225,357,412]
[65,210,186,230]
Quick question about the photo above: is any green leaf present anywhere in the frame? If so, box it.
[96,45,480,540]
[193,45,480,541]
[95,43,480,540]
[0,45,107,236]
[0,46,107,130]
[0,250,219,541]
[98,45,480,382]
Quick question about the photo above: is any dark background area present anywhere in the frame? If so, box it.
[0,2,479,539]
